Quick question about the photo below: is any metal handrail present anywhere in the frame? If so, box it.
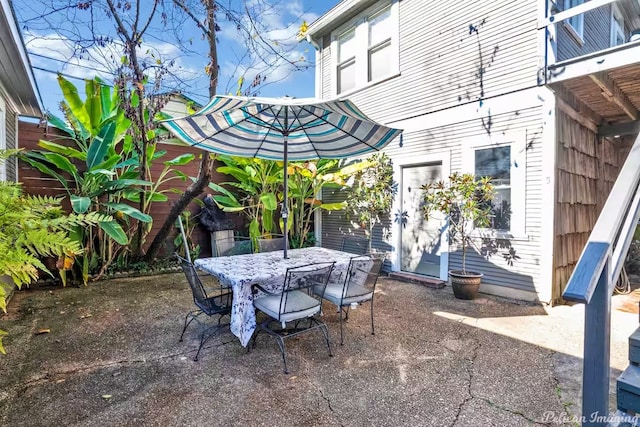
[562,133,640,426]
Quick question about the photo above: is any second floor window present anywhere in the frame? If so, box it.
[338,29,357,94]
[566,0,584,41]
[331,1,399,96]
[611,5,625,47]
[368,8,392,82]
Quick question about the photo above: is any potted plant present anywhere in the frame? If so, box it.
[421,172,494,300]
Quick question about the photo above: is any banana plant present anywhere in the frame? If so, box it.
[287,159,374,248]
[209,155,282,246]
[20,75,151,283]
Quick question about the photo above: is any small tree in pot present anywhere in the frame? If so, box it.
[421,172,494,299]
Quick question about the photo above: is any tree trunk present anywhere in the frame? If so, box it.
[143,0,219,262]
[143,154,212,261]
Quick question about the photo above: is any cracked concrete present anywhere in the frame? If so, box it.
[0,273,635,426]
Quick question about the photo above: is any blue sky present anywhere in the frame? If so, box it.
[13,1,337,115]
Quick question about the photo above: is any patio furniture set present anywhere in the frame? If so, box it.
[177,239,383,373]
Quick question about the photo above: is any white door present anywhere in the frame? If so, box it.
[400,163,444,277]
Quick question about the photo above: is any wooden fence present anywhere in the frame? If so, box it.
[17,120,245,258]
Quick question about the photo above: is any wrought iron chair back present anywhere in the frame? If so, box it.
[342,255,383,301]
[176,254,233,361]
[317,253,384,345]
[252,261,335,373]
[257,235,288,253]
[213,235,253,257]
[278,262,335,321]
[340,236,370,255]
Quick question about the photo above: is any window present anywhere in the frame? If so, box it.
[331,1,399,96]
[367,8,392,82]
[475,146,511,231]
[337,29,357,93]
[463,133,526,237]
[611,4,625,47]
[565,0,584,41]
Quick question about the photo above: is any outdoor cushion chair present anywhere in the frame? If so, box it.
[176,254,233,361]
[251,262,335,374]
[213,235,253,257]
[257,235,288,253]
[316,254,383,345]
[340,236,370,255]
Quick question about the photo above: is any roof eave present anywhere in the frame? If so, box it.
[306,0,373,39]
[0,0,43,117]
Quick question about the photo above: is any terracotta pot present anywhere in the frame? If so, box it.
[449,270,483,300]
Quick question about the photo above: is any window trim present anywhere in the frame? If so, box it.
[610,3,625,47]
[330,0,399,97]
[563,0,585,45]
[462,131,527,238]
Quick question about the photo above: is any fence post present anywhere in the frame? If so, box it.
[582,257,611,427]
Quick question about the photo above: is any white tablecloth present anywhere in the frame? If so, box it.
[194,247,357,346]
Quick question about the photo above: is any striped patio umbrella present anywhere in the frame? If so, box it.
[161,95,403,258]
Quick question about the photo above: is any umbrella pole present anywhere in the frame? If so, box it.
[283,131,289,259]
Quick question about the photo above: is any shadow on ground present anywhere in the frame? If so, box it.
[0,273,635,426]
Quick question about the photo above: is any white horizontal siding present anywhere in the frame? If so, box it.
[322,102,545,294]
[319,0,540,125]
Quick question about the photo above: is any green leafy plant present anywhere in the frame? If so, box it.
[421,172,494,274]
[20,76,154,282]
[209,156,282,246]
[0,150,109,353]
[345,153,397,251]
[288,159,374,248]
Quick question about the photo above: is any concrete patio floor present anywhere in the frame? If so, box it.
[0,273,637,426]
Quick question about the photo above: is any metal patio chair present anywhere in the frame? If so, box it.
[252,262,335,374]
[176,254,233,361]
[256,234,288,253]
[340,236,370,255]
[213,235,253,257]
[316,254,383,345]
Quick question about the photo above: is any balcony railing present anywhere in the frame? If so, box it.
[539,0,640,78]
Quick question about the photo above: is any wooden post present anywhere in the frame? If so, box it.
[582,257,611,427]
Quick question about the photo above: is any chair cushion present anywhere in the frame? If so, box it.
[254,290,321,323]
[316,283,373,306]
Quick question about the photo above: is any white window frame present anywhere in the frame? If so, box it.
[0,97,6,182]
[610,3,625,47]
[330,0,399,97]
[462,131,527,238]
[564,0,585,44]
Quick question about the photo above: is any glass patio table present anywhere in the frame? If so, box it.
[194,247,358,347]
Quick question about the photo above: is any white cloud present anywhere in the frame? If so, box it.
[24,31,202,89]
[214,0,315,94]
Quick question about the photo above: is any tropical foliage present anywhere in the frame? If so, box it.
[344,153,397,250]
[288,159,373,248]
[210,156,374,249]
[20,76,193,282]
[209,156,282,247]
[0,150,109,353]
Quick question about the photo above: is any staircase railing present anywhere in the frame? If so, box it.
[563,133,640,426]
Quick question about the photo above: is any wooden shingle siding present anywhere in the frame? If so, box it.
[319,0,539,125]
[556,1,611,62]
[5,101,17,181]
[551,107,631,301]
